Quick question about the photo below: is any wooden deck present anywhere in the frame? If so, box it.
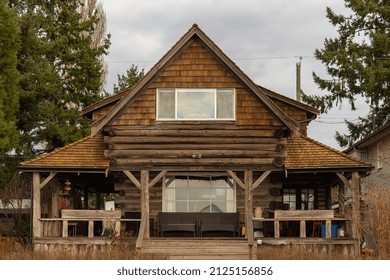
[33,236,358,260]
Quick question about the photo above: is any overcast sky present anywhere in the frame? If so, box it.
[99,0,369,150]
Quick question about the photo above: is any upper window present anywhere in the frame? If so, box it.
[156,88,235,120]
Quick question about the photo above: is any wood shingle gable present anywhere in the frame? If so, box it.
[90,24,299,136]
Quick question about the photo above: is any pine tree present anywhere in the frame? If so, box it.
[303,0,390,147]
[11,0,110,155]
[113,64,145,94]
[0,0,20,154]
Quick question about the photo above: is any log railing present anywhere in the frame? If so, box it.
[39,209,143,240]
[252,210,348,239]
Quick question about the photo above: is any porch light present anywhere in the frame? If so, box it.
[64,179,71,192]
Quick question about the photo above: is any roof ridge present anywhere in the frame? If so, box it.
[20,136,95,166]
[297,134,370,166]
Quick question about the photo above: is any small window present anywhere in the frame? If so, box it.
[377,141,383,169]
[283,187,316,210]
[156,88,235,120]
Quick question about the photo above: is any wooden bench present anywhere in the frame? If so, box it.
[61,209,121,238]
[158,212,197,237]
[199,212,240,237]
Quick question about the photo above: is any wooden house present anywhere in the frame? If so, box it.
[345,122,390,190]
[19,24,372,259]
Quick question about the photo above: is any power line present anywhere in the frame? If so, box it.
[105,55,316,64]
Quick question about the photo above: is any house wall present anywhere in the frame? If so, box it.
[355,136,390,189]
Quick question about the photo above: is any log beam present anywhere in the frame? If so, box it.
[39,173,57,190]
[123,171,141,190]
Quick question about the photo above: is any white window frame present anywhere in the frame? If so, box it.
[156,88,236,121]
[377,141,383,169]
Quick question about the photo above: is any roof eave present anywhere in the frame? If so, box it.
[18,166,108,174]
[285,165,373,174]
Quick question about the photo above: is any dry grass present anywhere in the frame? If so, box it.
[256,246,360,260]
[361,186,390,259]
[0,244,165,260]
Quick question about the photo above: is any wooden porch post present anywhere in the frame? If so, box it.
[32,173,41,238]
[244,170,253,240]
[141,170,150,239]
[351,171,361,239]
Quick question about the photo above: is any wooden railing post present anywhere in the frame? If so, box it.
[136,213,146,249]
[300,220,306,238]
[88,219,94,238]
[325,220,331,238]
[62,220,68,238]
[274,220,280,238]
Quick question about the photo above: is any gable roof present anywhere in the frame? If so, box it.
[344,121,390,153]
[286,135,372,171]
[90,24,299,136]
[19,136,108,172]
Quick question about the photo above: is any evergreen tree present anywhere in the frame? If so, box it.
[11,0,110,155]
[303,0,390,147]
[0,0,20,154]
[113,64,145,94]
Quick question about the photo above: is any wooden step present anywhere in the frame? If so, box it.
[140,238,253,260]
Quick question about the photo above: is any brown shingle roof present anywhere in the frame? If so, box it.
[286,135,371,170]
[20,135,108,170]
[19,133,371,172]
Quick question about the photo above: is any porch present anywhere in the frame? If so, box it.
[33,208,358,259]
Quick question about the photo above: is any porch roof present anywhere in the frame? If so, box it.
[19,135,109,172]
[19,133,371,173]
[286,135,372,171]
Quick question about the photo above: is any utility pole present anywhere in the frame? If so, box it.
[296,56,302,102]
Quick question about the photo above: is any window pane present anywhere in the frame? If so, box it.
[301,188,315,210]
[217,89,234,119]
[189,188,210,200]
[189,201,209,212]
[177,89,215,119]
[212,201,227,213]
[175,188,187,200]
[175,201,187,212]
[157,89,175,119]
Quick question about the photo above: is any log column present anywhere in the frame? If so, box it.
[141,170,150,239]
[32,173,41,238]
